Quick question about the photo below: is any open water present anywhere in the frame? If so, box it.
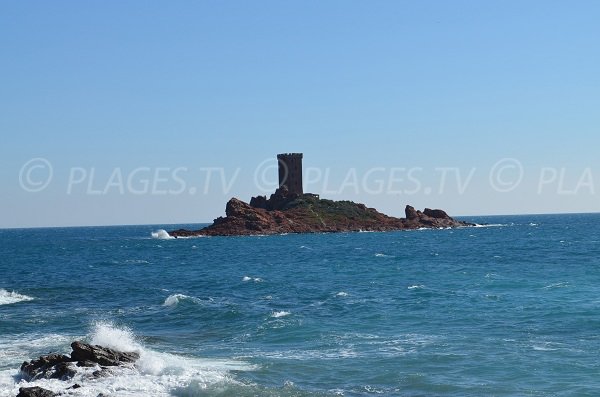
[1,214,600,396]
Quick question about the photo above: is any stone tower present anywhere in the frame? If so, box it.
[277,153,303,195]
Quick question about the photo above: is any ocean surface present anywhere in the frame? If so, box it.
[2,214,600,396]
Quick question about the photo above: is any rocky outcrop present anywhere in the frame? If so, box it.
[20,354,73,381]
[18,341,139,396]
[170,190,473,237]
[20,342,139,382]
[16,387,56,397]
[70,341,139,367]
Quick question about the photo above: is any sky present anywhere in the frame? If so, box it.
[1,1,599,228]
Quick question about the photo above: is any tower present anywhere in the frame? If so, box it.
[277,153,303,195]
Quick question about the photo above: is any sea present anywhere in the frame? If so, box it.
[1,213,600,396]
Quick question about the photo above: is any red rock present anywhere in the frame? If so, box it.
[170,191,473,237]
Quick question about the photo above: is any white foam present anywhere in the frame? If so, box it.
[89,321,140,352]
[374,253,394,258]
[242,276,263,282]
[271,311,291,318]
[336,291,348,297]
[543,282,569,290]
[151,229,174,240]
[162,293,203,307]
[0,289,34,305]
[407,285,425,290]
[473,223,508,228]
[123,259,150,264]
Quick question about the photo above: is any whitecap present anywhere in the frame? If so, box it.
[163,294,184,306]
[543,282,569,290]
[242,276,263,282]
[336,291,348,297]
[162,293,203,307]
[151,229,174,240]
[0,289,34,305]
[124,259,150,264]
[407,285,425,290]
[374,253,394,258]
[271,311,291,318]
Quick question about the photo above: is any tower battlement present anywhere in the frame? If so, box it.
[277,153,303,195]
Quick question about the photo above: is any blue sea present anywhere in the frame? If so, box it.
[2,214,600,396]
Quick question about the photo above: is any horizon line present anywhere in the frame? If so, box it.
[2,210,599,230]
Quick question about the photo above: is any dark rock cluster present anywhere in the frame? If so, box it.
[17,342,139,397]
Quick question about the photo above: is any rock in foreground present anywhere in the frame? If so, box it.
[170,187,473,237]
[16,387,56,397]
[21,342,139,382]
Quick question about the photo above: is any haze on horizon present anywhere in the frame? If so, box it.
[1,1,599,228]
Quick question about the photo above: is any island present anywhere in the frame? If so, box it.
[169,153,473,237]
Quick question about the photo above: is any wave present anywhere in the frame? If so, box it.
[0,289,34,305]
[374,253,394,258]
[0,322,253,396]
[472,223,508,228]
[271,311,291,318]
[543,282,569,290]
[407,285,425,290]
[151,229,174,240]
[242,276,263,282]
[162,293,205,307]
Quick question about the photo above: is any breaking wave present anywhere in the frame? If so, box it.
[242,276,263,282]
[0,289,34,305]
[0,322,252,396]
[151,229,174,240]
[271,311,291,318]
[162,293,204,307]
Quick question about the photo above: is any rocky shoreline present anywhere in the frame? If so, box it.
[170,187,474,237]
[16,342,139,397]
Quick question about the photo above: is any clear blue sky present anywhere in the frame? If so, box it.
[2,1,599,227]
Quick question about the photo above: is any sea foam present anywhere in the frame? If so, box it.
[271,311,291,318]
[151,229,174,240]
[162,293,204,307]
[0,289,34,305]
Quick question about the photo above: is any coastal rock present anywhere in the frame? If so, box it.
[405,205,418,220]
[16,387,56,397]
[19,342,140,395]
[249,195,267,209]
[20,354,72,380]
[70,341,139,366]
[423,208,450,219]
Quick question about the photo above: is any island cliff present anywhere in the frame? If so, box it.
[169,186,473,237]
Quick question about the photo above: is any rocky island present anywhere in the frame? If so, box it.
[170,153,473,238]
